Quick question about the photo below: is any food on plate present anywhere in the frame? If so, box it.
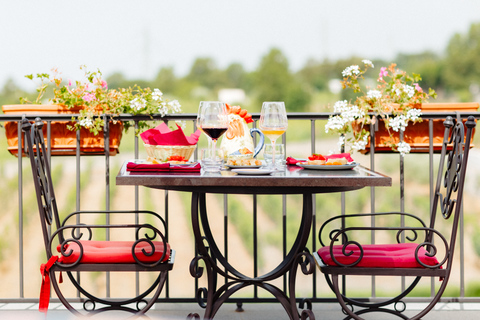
[227,158,262,166]
[306,153,326,165]
[325,158,348,165]
[146,155,188,164]
[306,159,325,165]
[299,154,351,165]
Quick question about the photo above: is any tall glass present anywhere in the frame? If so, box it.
[259,102,288,170]
[197,101,228,171]
[196,102,212,149]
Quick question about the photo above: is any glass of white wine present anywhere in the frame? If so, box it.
[259,102,288,170]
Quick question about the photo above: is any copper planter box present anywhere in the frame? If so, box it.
[2,104,123,156]
[353,103,478,154]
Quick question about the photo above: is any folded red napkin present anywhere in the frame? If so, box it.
[140,123,201,146]
[286,153,354,165]
[325,153,354,162]
[126,162,201,172]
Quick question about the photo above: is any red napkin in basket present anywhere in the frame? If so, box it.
[126,162,201,172]
[286,153,354,165]
[140,123,201,146]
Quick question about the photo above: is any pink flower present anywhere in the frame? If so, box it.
[378,67,388,80]
[94,79,108,89]
[83,92,96,102]
[413,83,423,93]
[68,79,72,86]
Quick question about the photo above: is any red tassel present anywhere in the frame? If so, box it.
[39,256,58,314]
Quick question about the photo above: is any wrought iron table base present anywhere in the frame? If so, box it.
[187,192,316,320]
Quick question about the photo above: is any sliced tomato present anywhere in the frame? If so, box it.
[308,154,325,161]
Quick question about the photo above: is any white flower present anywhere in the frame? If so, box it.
[362,59,374,68]
[341,65,360,77]
[397,141,411,156]
[367,90,382,99]
[393,84,403,96]
[130,98,147,111]
[404,85,415,98]
[158,102,169,116]
[79,118,93,128]
[325,115,347,132]
[168,100,182,113]
[388,115,408,132]
[341,105,364,122]
[352,135,369,151]
[152,88,163,101]
[407,108,422,121]
[333,100,349,113]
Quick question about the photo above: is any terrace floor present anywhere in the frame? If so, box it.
[1,302,479,319]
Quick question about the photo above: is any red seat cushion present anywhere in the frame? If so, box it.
[57,240,170,264]
[317,243,439,268]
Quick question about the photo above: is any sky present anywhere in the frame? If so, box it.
[1,0,480,90]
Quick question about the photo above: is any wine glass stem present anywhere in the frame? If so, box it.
[212,139,217,161]
[271,140,276,169]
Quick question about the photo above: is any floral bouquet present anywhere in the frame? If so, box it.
[325,60,436,155]
[22,66,183,135]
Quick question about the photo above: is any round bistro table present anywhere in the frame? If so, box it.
[116,163,391,320]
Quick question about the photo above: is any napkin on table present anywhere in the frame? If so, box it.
[126,162,201,172]
[140,123,201,146]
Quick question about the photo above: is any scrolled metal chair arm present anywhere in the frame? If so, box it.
[327,226,450,268]
[318,212,427,247]
[56,238,83,268]
[61,210,167,235]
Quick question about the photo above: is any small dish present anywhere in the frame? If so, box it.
[231,168,274,175]
[296,162,359,170]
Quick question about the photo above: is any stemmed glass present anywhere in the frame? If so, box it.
[197,101,228,170]
[196,102,212,149]
[259,102,288,170]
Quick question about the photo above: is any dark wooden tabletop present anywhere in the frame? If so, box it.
[116,161,392,194]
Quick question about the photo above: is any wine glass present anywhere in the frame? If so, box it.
[259,102,288,170]
[197,101,228,171]
[196,102,212,149]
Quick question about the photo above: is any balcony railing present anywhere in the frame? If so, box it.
[0,111,479,305]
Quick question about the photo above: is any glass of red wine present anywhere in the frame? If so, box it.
[197,101,228,172]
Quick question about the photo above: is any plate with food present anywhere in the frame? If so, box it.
[231,168,274,175]
[225,158,262,169]
[297,161,359,170]
[296,154,358,170]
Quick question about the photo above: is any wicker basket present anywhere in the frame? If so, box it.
[145,144,196,162]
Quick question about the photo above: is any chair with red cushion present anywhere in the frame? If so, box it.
[22,117,174,317]
[314,115,476,320]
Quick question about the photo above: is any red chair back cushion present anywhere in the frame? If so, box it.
[317,243,439,268]
[57,240,170,264]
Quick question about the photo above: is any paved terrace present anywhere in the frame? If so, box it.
[0,302,479,319]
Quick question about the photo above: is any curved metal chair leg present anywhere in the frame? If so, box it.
[324,273,421,309]
[52,269,168,316]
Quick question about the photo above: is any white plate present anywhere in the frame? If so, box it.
[231,168,274,175]
[226,164,262,169]
[296,162,359,170]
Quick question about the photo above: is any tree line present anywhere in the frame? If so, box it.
[2,22,480,113]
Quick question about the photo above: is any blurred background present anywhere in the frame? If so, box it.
[2,0,480,112]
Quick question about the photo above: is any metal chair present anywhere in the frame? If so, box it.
[314,115,476,320]
[22,117,175,317]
